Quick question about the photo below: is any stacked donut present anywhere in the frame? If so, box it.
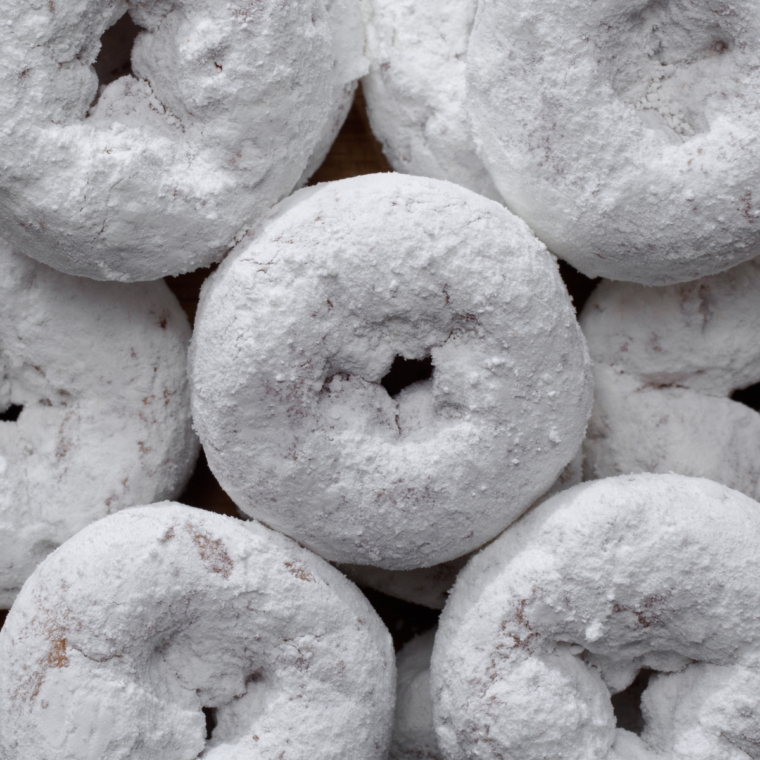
[3,0,760,758]
[364,0,760,284]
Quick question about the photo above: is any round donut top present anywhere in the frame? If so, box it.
[0,0,336,280]
[0,242,198,607]
[433,473,760,760]
[467,0,760,285]
[363,0,501,200]
[0,504,395,760]
[580,257,760,396]
[190,173,592,569]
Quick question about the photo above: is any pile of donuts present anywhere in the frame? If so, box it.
[2,0,760,757]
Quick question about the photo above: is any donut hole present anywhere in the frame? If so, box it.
[611,667,654,735]
[607,1,737,140]
[0,404,22,423]
[202,707,217,740]
[89,12,145,109]
[731,382,760,412]
[381,356,434,399]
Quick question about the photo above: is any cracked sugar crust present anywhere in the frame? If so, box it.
[362,0,501,200]
[468,0,760,285]
[0,504,395,760]
[581,258,760,502]
[189,173,593,570]
[0,242,198,608]
[0,0,335,281]
[433,473,760,760]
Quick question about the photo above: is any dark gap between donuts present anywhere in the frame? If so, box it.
[610,667,654,735]
[202,707,217,741]
[731,382,760,412]
[359,587,440,652]
[90,12,145,109]
[0,609,7,631]
[381,356,433,399]
[0,404,22,422]
[557,259,600,315]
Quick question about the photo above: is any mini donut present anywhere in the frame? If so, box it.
[338,449,583,609]
[433,474,760,760]
[581,258,760,502]
[391,629,442,760]
[299,0,369,187]
[0,241,198,608]
[467,0,760,285]
[0,0,336,281]
[363,0,501,200]
[0,503,395,759]
[190,173,592,570]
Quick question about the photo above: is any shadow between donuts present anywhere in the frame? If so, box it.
[731,382,760,413]
[0,404,22,422]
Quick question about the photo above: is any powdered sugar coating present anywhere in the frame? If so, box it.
[582,259,760,501]
[0,0,334,281]
[338,448,583,609]
[363,0,501,200]
[190,173,592,569]
[468,0,760,285]
[298,0,369,187]
[433,474,760,760]
[391,629,442,760]
[0,243,198,607]
[0,504,395,759]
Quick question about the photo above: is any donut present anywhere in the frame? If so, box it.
[467,0,760,285]
[0,503,395,759]
[298,0,369,187]
[363,0,500,200]
[0,0,336,281]
[0,241,198,608]
[581,258,760,502]
[391,629,441,760]
[338,448,584,609]
[432,474,760,760]
[190,173,593,570]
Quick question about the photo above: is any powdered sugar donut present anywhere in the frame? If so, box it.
[0,503,395,759]
[190,173,592,570]
[468,0,760,285]
[338,448,583,609]
[0,0,335,281]
[0,242,198,607]
[582,258,760,501]
[433,474,760,760]
[299,0,369,187]
[391,629,441,760]
[363,0,500,200]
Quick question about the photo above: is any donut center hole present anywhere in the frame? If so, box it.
[609,1,736,140]
[611,667,654,735]
[731,382,760,413]
[202,707,217,740]
[0,404,22,423]
[93,12,143,88]
[381,356,434,399]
